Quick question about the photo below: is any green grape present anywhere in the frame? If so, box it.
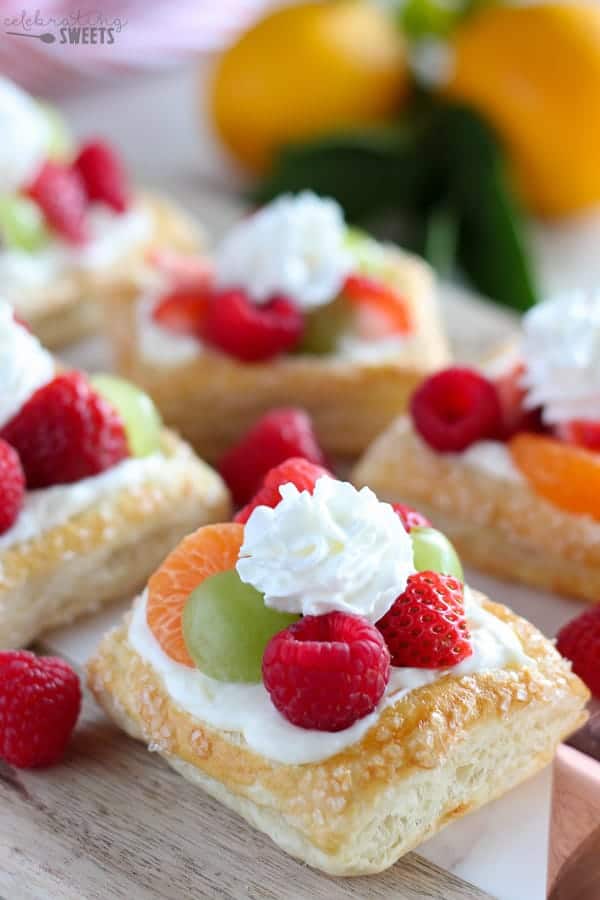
[0,195,49,251]
[91,374,162,458]
[299,295,352,355]
[411,527,464,580]
[182,569,299,683]
[37,102,73,161]
[344,226,386,277]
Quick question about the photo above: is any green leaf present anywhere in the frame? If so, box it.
[423,203,460,277]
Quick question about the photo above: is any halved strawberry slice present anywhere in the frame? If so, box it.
[494,362,543,439]
[556,420,600,453]
[147,249,213,290]
[152,286,211,337]
[342,273,412,337]
[26,161,88,244]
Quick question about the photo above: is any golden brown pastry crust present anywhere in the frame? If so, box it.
[87,593,588,875]
[353,419,600,602]
[106,249,450,461]
[0,431,229,649]
[14,193,202,349]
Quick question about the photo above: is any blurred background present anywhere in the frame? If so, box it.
[4,0,600,360]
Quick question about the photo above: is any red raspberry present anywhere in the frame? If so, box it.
[556,607,600,698]
[262,612,390,731]
[26,160,89,244]
[0,439,25,535]
[0,372,129,489]
[410,367,502,453]
[203,289,303,362]
[219,408,327,506]
[556,420,600,453]
[494,362,543,439]
[0,651,81,768]
[152,286,211,337]
[377,572,472,669]
[392,503,431,532]
[74,140,130,213]
[235,457,331,524]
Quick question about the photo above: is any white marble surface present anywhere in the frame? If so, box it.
[39,63,600,900]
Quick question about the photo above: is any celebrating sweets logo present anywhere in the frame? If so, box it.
[4,9,127,44]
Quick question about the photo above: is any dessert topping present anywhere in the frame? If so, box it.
[262,611,390,731]
[74,140,130,213]
[203,288,303,362]
[0,77,50,194]
[557,606,600,699]
[0,439,25,536]
[237,476,414,621]
[0,301,53,430]
[26,160,89,245]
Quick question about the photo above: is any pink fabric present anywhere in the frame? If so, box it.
[0,0,273,94]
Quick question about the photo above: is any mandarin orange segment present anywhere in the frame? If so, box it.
[510,433,600,520]
[147,522,244,666]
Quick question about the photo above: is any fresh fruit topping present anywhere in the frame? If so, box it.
[392,503,431,532]
[74,140,130,213]
[262,612,390,731]
[235,457,331,524]
[0,372,129,489]
[38,102,73,162]
[343,272,412,335]
[556,420,600,453]
[203,289,303,362]
[151,286,211,337]
[0,439,25,536]
[411,367,503,453]
[147,249,213,290]
[410,527,463,580]
[219,408,327,507]
[147,523,244,666]
[183,569,298,682]
[26,160,89,244]
[91,374,162,458]
[0,651,81,768]
[510,433,600,519]
[556,607,600,698]
[494,362,542,439]
[0,194,49,251]
[299,296,351,355]
[377,572,471,669]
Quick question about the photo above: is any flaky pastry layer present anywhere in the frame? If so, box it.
[0,431,229,649]
[87,594,587,875]
[353,419,600,603]
[107,249,450,461]
[15,192,201,348]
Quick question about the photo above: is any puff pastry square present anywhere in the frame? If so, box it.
[0,431,229,649]
[15,193,201,349]
[107,249,450,462]
[88,591,587,875]
[353,418,600,603]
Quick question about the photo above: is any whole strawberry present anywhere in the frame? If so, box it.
[0,372,129,489]
[0,439,25,535]
[557,607,600,698]
[0,651,81,768]
[377,572,472,668]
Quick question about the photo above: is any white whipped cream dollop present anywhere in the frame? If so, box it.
[214,192,353,310]
[521,291,600,425]
[0,205,152,313]
[0,77,50,194]
[128,587,531,765]
[237,477,414,622]
[0,300,54,428]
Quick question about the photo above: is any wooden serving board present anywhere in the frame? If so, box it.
[0,650,492,900]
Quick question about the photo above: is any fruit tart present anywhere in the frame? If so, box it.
[0,302,229,649]
[106,191,449,462]
[87,458,587,875]
[0,76,200,348]
[354,291,600,603]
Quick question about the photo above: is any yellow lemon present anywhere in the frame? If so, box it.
[210,0,410,174]
[444,3,600,219]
